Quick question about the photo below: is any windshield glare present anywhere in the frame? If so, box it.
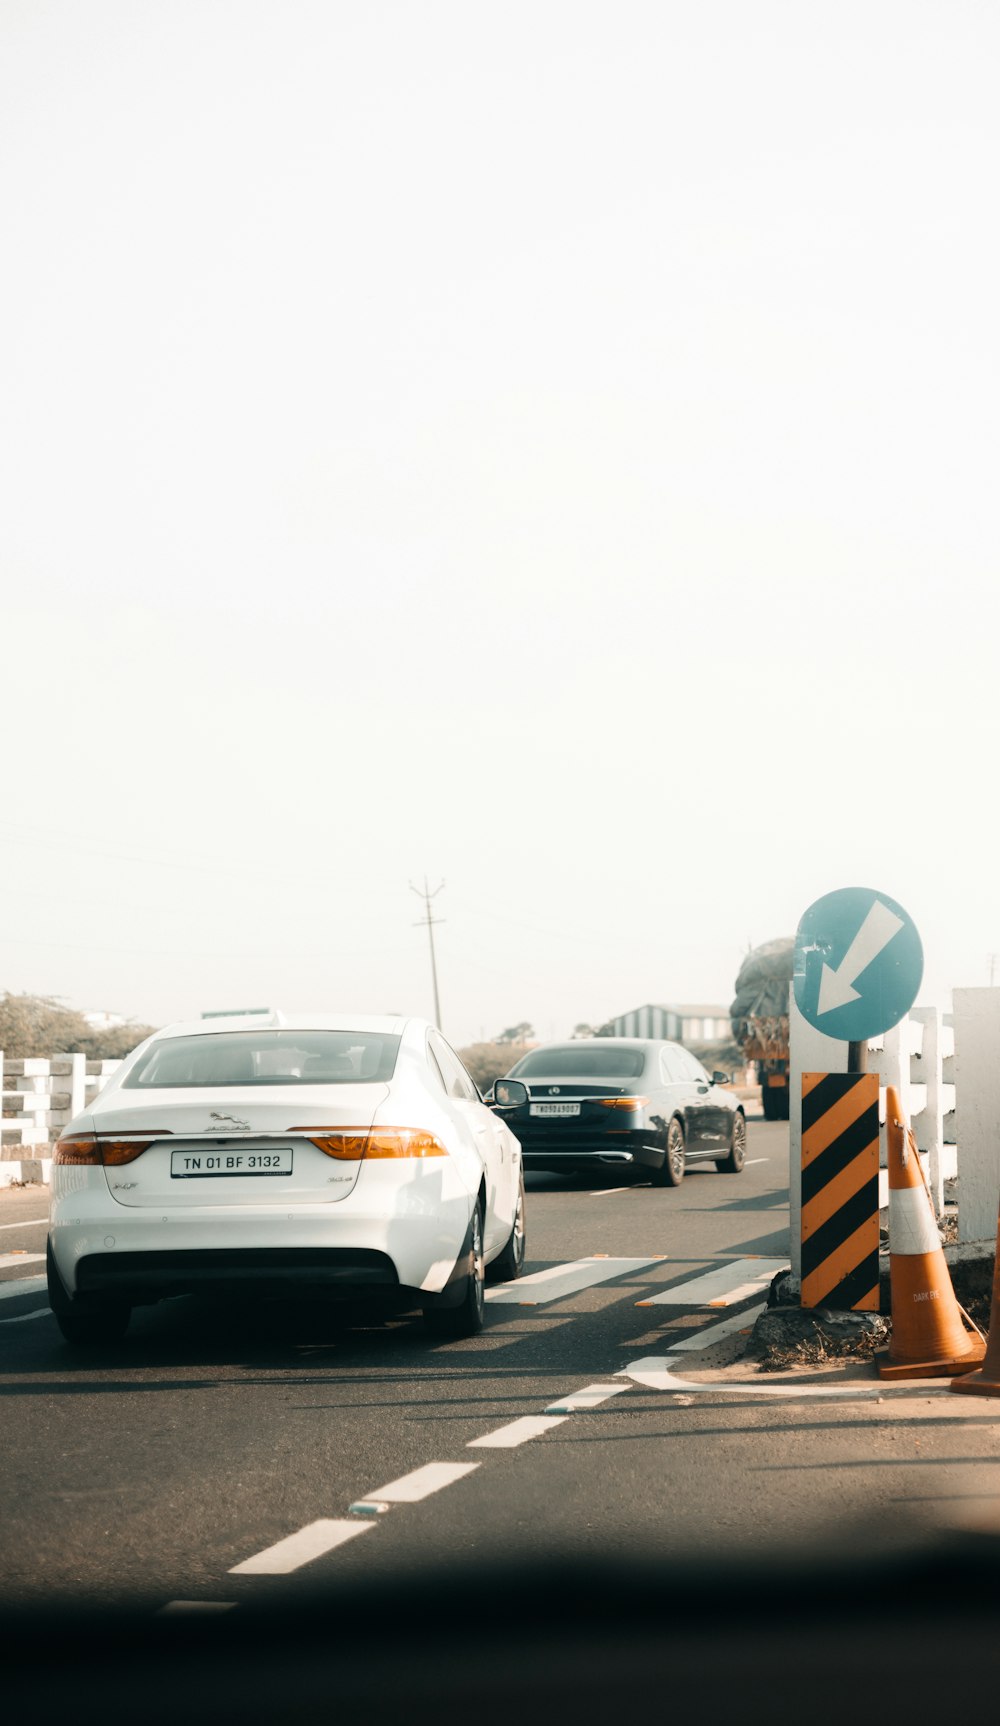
[510,1045,647,1079]
[123,1030,401,1088]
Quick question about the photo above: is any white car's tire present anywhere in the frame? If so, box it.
[488,1174,526,1283]
[423,1202,485,1338]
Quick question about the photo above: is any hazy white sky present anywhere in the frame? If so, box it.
[2,1,998,1046]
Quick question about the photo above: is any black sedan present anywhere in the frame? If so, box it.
[489,1038,746,1186]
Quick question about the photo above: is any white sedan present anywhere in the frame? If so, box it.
[47,1011,527,1346]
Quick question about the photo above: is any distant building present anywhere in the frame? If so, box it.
[82,1010,126,1031]
[601,1003,731,1044]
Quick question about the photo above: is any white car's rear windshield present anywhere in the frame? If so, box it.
[510,1046,647,1079]
[123,1031,401,1088]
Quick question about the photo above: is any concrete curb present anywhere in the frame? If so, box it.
[0,1158,52,1188]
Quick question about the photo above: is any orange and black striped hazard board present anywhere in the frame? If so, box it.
[801,1072,880,1311]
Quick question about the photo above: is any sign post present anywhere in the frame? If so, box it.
[792,888,923,1310]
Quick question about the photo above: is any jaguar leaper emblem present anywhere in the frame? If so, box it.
[207,1111,251,1132]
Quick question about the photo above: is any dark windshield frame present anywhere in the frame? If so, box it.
[122,1030,401,1088]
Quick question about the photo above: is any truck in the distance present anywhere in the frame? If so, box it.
[730,937,793,1121]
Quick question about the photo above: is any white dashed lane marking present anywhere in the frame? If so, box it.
[0,1307,50,1325]
[0,1253,45,1270]
[545,1382,630,1414]
[230,1519,374,1574]
[468,1415,569,1448]
[637,1258,785,1308]
[0,1218,48,1232]
[487,1255,665,1305]
[743,1158,769,1166]
[0,1275,47,1303]
[352,1461,480,1506]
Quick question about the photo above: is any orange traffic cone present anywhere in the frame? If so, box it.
[878,1086,985,1380]
[950,1212,1000,1397]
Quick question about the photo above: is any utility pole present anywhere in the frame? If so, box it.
[411,877,444,1028]
[990,953,999,987]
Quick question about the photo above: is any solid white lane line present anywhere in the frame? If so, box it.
[230,1520,373,1574]
[487,1255,664,1305]
[669,1303,767,1351]
[0,1253,45,1270]
[545,1382,630,1414]
[623,1356,883,1400]
[0,1218,49,1231]
[468,1415,569,1449]
[637,1258,786,1308]
[355,1461,480,1505]
[0,1275,47,1303]
[0,1307,50,1325]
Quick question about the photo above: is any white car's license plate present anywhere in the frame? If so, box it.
[170,1147,293,1177]
[529,1103,580,1118]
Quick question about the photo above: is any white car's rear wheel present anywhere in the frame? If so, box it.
[488,1174,526,1283]
[424,1202,485,1338]
[47,1241,130,1346]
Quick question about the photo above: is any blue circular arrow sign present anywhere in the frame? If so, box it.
[793,886,923,1041]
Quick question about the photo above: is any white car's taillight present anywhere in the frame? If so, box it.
[292,1128,448,1160]
[54,1131,173,1166]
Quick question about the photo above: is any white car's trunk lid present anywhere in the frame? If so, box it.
[97,1085,388,1208]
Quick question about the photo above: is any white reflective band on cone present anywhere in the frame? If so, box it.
[889,1185,942,1256]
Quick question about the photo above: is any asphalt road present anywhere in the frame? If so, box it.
[3,1118,1000,1622]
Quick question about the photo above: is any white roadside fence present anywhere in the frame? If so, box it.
[0,1052,121,1186]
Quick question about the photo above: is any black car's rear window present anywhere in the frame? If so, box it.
[123,1031,401,1088]
[509,1046,647,1079]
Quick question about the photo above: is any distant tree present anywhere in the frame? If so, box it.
[571,1022,596,1039]
[84,1020,159,1059]
[496,1022,534,1045]
[458,1041,527,1092]
[0,993,157,1061]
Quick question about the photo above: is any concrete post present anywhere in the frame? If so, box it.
[65,1051,86,1122]
[789,992,848,1281]
[869,1021,912,1170]
[951,988,1000,1246]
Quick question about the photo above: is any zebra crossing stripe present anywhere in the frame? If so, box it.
[669,1302,767,1350]
[486,1256,663,1305]
[636,1258,786,1307]
[801,1071,880,1311]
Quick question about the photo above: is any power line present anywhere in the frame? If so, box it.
[410,877,445,1029]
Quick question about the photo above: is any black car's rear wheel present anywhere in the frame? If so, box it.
[716,1110,747,1174]
[652,1117,685,1187]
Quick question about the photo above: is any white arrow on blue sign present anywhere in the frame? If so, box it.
[793,887,923,1041]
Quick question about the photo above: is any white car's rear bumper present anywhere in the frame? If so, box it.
[48,1161,477,1300]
